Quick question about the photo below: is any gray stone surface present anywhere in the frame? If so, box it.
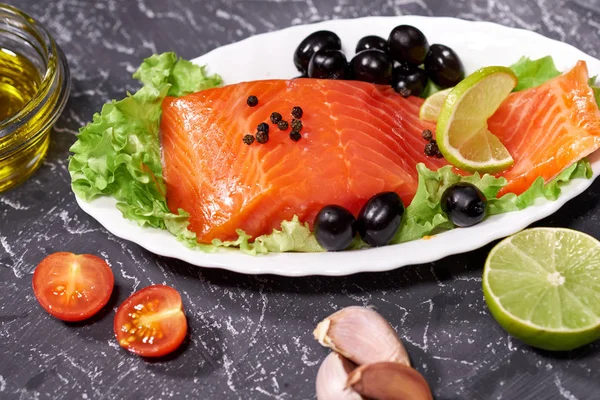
[1,0,600,399]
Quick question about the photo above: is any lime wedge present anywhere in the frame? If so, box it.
[483,228,600,351]
[436,66,517,173]
[419,88,452,122]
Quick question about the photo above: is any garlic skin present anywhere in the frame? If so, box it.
[313,306,410,366]
[347,361,433,400]
[315,352,363,400]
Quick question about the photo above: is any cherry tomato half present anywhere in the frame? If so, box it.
[114,285,187,358]
[32,252,115,322]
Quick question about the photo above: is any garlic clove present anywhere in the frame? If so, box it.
[313,306,410,366]
[316,352,364,400]
[347,361,433,400]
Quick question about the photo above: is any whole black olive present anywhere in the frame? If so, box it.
[356,192,405,247]
[308,49,349,80]
[314,205,357,251]
[356,35,388,54]
[391,64,428,97]
[349,49,393,84]
[424,44,465,88]
[387,25,429,65]
[294,31,342,74]
[441,183,487,227]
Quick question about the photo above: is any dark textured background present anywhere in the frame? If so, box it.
[1,0,600,399]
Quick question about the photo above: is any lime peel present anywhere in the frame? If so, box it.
[483,228,600,350]
[436,66,517,173]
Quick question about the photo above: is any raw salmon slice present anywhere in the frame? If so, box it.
[161,79,446,242]
[489,61,600,195]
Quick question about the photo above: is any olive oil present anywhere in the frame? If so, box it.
[0,47,40,121]
[0,4,71,192]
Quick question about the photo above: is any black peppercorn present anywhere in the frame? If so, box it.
[422,129,433,141]
[243,134,255,145]
[290,119,302,132]
[278,120,289,131]
[291,106,303,119]
[256,130,269,144]
[270,112,282,124]
[424,142,435,156]
[290,131,302,142]
[257,122,269,133]
[424,141,441,157]
[247,95,258,107]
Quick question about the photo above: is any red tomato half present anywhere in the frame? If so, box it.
[114,285,187,358]
[32,252,115,322]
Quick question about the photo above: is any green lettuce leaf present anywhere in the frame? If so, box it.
[509,56,561,91]
[421,79,441,98]
[68,52,325,254]
[69,52,222,234]
[589,76,600,108]
[390,159,592,243]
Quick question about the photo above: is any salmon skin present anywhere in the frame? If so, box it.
[161,79,445,242]
[489,61,600,195]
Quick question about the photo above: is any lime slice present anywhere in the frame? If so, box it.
[419,88,452,122]
[436,66,517,173]
[483,228,600,351]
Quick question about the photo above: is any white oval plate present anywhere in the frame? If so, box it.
[76,16,600,276]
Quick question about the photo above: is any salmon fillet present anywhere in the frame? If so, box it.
[161,79,446,242]
[489,61,600,195]
[161,63,600,243]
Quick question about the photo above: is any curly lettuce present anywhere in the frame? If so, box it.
[391,160,592,244]
[69,53,595,254]
[69,52,323,254]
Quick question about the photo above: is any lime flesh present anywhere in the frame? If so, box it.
[419,88,452,122]
[483,228,600,351]
[436,66,517,173]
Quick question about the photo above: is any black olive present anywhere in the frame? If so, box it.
[349,49,393,84]
[355,35,388,54]
[424,44,465,88]
[294,30,342,74]
[314,205,356,251]
[356,192,404,247]
[441,183,487,227]
[308,49,349,80]
[387,25,429,65]
[391,64,428,97]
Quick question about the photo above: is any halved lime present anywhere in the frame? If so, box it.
[436,66,517,173]
[483,228,600,351]
[419,88,452,122]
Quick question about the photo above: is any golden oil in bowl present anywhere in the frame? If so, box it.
[0,48,41,121]
[0,4,70,193]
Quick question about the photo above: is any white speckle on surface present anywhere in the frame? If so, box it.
[293,336,320,367]
[0,236,15,257]
[222,354,237,394]
[0,198,29,210]
[554,375,579,400]
[216,9,231,20]
[101,40,135,55]
[432,355,475,366]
